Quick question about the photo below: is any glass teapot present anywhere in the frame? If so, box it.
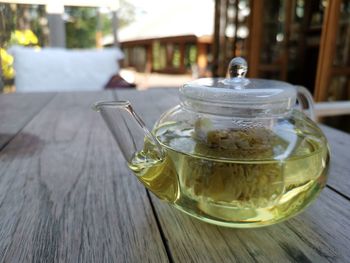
[93,57,329,228]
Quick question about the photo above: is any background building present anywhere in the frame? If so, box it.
[105,0,214,76]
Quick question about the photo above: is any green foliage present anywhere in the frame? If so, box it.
[0,4,16,47]
[65,7,98,49]
[100,12,114,36]
[65,1,136,49]
[0,4,47,48]
[118,0,136,28]
[0,4,44,90]
[30,5,48,46]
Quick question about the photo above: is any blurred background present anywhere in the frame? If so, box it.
[0,0,350,130]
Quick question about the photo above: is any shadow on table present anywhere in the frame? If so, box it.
[0,132,44,158]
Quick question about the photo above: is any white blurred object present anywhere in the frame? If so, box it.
[10,46,124,92]
[315,101,350,117]
[119,69,135,84]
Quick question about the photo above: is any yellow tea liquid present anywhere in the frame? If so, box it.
[128,125,329,228]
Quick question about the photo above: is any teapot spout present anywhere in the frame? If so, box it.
[93,101,178,202]
[93,101,164,165]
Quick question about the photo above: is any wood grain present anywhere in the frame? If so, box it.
[0,92,55,149]
[117,88,350,263]
[0,91,168,262]
[321,125,350,199]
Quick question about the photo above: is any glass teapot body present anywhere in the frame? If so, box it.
[136,101,329,227]
[95,58,329,228]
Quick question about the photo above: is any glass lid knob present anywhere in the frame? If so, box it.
[228,57,248,78]
[220,57,249,88]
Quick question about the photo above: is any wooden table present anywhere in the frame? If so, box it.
[0,89,349,262]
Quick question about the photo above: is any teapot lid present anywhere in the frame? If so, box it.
[180,57,296,116]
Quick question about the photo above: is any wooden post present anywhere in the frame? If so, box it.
[112,11,119,47]
[197,42,208,77]
[46,2,66,48]
[296,0,314,84]
[212,0,221,77]
[217,0,229,76]
[47,14,66,47]
[232,0,239,58]
[146,44,153,73]
[0,50,3,91]
[96,9,102,48]
[247,0,264,78]
[314,0,341,102]
[166,43,173,69]
[179,42,185,73]
[280,0,292,81]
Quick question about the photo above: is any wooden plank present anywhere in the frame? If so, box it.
[0,91,169,262]
[321,125,350,198]
[0,92,55,149]
[212,0,221,77]
[116,89,350,262]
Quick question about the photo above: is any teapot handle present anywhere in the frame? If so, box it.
[295,85,316,121]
